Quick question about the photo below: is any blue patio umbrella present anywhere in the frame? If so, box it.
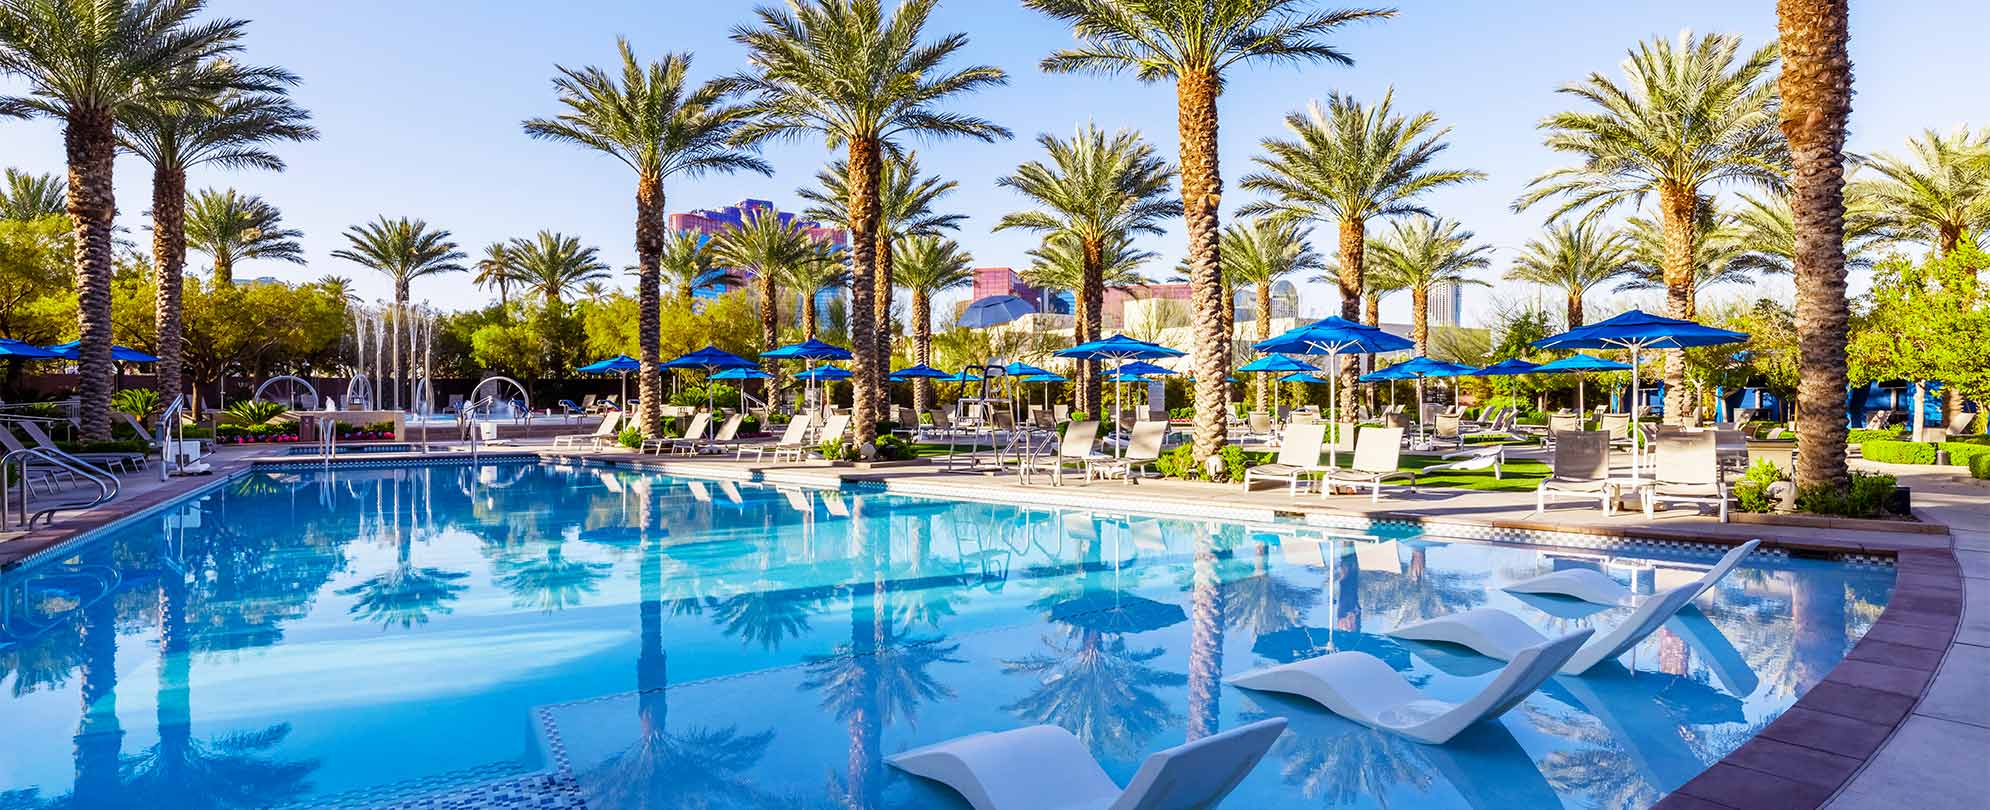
[1017,370,1067,412]
[1533,309,1746,469]
[762,338,852,361]
[1058,335,1184,454]
[1239,355,1316,413]
[1368,356,1478,418]
[1281,372,1331,384]
[796,366,852,381]
[576,354,641,407]
[1106,371,1151,383]
[46,340,159,363]
[709,367,770,380]
[1534,353,1633,415]
[1001,361,1052,378]
[940,370,982,383]
[664,346,757,440]
[1117,360,1177,377]
[0,338,62,359]
[888,363,951,381]
[1255,317,1413,463]
[956,294,1038,329]
[1473,358,1541,376]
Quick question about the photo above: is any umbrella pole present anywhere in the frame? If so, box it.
[1630,344,1642,476]
[1326,348,1340,468]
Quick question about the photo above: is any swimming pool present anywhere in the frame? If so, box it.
[0,461,1893,809]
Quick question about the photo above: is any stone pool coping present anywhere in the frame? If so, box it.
[0,447,1963,810]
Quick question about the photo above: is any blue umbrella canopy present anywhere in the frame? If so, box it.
[1473,358,1542,377]
[663,345,756,371]
[1370,356,1479,379]
[46,340,158,363]
[762,338,852,361]
[1001,360,1052,377]
[796,366,852,381]
[1117,360,1177,377]
[576,354,640,373]
[940,370,983,383]
[1533,354,1634,373]
[1281,372,1331,384]
[956,294,1038,328]
[1056,334,1185,361]
[1048,591,1186,634]
[1237,355,1316,374]
[888,363,952,380]
[1107,372,1151,383]
[1253,316,1413,355]
[1532,309,1748,351]
[0,338,62,359]
[709,367,771,380]
[1021,372,1068,383]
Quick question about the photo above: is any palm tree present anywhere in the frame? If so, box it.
[577,280,610,304]
[183,188,304,285]
[996,126,1179,412]
[798,151,964,371]
[780,243,848,339]
[523,39,769,437]
[1025,0,1396,461]
[119,61,315,408]
[1515,31,1784,421]
[657,230,718,302]
[331,216,466,409]
[1221,217,1324,410]
[1729,190,1891,275]
[506,230,610,307]
[472,242,516,307]
[1506,220,1631,329]
[1852,127,1990,255]
[713,208,814,391]
[0,167,64,219]
[0,0,281,440]
[893,235,972,414]
[1368,216,1492,355]
[1619,202,1755,314]
[728,0,1010,447]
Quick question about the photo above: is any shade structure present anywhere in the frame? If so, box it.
[796,366,852,381]
[761,338,852,361]
[1473,358,1541,376]
[1281,372,1330,384]
[1107,372,1150,383]
[577,354,641,408]
[940,370,982,383]
[1533,354,1634,415]
[0,338,62,359]
[888,363,951,381]
[1021,372,1067,383]
[709,367,770,381]
[1254,318,1413,466]
[1001,361,1052,378]
[663,346,757,441]
[46,340,159,363]
[1533,310,1747,472]
[1057,335,1184,456]
[1117,360,1177,377]
[956,295,1037,329]
[1368,356,1477,422]
[1237,355,1315,373]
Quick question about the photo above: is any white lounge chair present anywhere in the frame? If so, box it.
[552,411,620,448]
[1228,628,1593,745]
[1420,444,1504,479]
[642,412,709,455]
[1045,420,1104,485]
[741,417,810,462]
[1088,420,1166,484]
[1535,430,1613,514]
[886,718,1286,810]
[1503,539,1762,606]
[1387,581,1704,675]
[1241,422,1328,495]
[1321,427,1414,502]
[1645,432,1730,522]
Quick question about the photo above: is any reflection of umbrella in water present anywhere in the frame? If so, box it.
[1048,589,1186,635]
[1251,626,1413,669]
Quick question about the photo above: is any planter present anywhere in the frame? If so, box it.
[1727,510,1945,534]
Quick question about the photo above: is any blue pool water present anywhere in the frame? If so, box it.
[0,461,1893,809]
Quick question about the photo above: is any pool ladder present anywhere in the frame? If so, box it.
[2,445,119,529]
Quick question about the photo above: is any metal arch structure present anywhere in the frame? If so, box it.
[252,375,322,409]
[467,375,533,433]
[344,374,374,411]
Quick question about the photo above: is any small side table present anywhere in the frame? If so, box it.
[1604,477,1655,517]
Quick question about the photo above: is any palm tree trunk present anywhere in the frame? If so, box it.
[1658,184,1698,422]
[635,174,665,436]
[759,269,781,405]
[1186,538,1225,740]
[1337,218,1366,416]
[875,238,894,376]
[391,280,407,411]
[1255,284,1273,412]
[802,290,819,339]
[1566,289,1585,329]
[1412,285,1430,355]
[1081,239,1104,415]
[65,111,118,441]
[912,291,932,414]
[498,277,510,308]
[1178,71,1229,463]
[846,140,883,446]
[212,253,233,286]
[1362,291,1380,326]
[1779,0,1854,490]
[151,166,188,406]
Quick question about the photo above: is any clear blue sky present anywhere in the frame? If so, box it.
[1,1,1980,327]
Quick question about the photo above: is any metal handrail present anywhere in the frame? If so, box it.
[157,394,189,480]
[461,395,498,460]
[316,414,338,462]
[3,446,118,528]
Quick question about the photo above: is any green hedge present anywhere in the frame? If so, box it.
[56,439,150,455]
[1943,441,1990,470]
[1969,454,1990,480]
[1847,428,1905,444]
[1861,440,1937,464]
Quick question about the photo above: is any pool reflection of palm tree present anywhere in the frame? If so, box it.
[336,529,468,629]
[1221,541,1320,642]
[69,543,124,808]
[1000,628,1184,762]
[1362,546,1487,626]
[492,541,611,613]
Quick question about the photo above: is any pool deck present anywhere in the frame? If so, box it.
[0,440,1978,809]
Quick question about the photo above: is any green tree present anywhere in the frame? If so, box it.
[1728,189,1892,275]
[1849,245,1990,437]
[523,38,768,436]
[1852,127,1990,255]
[0,0,283,439]
[470,301,587,398]
[506,231,610,307]
[892,235,972,413]
[729,0,1010,446]
[1027,0,1396,465]
[1515,31,1785,422]
[0,215,73,390]
[183,188,305,285]
[1505,220,1630,330]
[1221,217,1324,410]
[1368,216,1491,355]
[781,243,848,339]
[996,126,1178,412]
[0,167,64,220]
[330,216,467,409]
[1618,201,1754,315]
[713,209,815,393]
[657,230,717,302]
[472,242,517,307]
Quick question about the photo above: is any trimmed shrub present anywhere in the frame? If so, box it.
[1848,428,1906,444]
[1861,440,1938,465]
[616,427,644,449]
[56,439,150,456]
[1940,441,1990,470]
[1969,454,1990,480]
[1732,459,1787,513]
[1797,471,1897,517]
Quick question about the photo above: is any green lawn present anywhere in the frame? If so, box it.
[1398,454,1550,493]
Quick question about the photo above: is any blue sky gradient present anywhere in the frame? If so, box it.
[1,1,1980,326]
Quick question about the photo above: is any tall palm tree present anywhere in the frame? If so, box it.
[1514,31,1784,420]
[893,235,972,413]
[506,230,610,307]
[1221,217,1324,410]
[1505,220,1630,329]
[0,0,279,439]
[0,167,64,219]
[729,0,1009,448]
[1367,216,1491,355]
[1619,202,1754,314]
[119,62,315,408]
[780,243,849,339]
[1852,127,1990,255]
[1729,189,1890,275]
[657,230,718,302]
[523,39,769,437]
[184,188,304,285]
[713,209,814,392]
[797,151,963,371]
[331,216,466,410]
[996,126,1178,413]
[1027,0,1397,463]
[577,280,610,304]
[472,242,516,307]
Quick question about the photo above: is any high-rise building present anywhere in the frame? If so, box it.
[1429,282,1464,327]
[669,199,845,301]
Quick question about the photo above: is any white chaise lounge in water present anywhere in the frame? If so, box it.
[1228,628,1592,745]
[1502,539,1761,606]
[886,718,1286,810]
[1388,581,1702,676]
